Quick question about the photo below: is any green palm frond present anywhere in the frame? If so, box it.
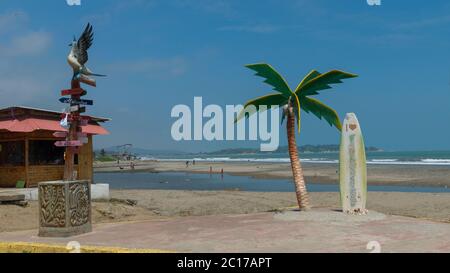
[243,63,357,134]
[245,63,293,98]
[296,70,357,96]
[300,96,342,131]
[235,93,288,123]
[294,70,321,93]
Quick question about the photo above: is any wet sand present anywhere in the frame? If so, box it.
[94,160,450,187]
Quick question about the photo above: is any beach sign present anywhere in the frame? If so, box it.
[77,99,93,106]
[53,131,67,138]
[69,105,80,112]
[339,113,368,214]
[61,88,86,96]
[53,132,87,138]
[69,105,86,113]
[64,114,90,122]
[60,98,93,106]
[54,140,83,147]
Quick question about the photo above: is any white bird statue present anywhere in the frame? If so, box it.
[67,23,105,87]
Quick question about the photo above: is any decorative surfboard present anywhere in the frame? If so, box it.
[339,113,368,215]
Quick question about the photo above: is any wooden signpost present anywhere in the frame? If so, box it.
[57,80,94,181]
[40,23,102,238]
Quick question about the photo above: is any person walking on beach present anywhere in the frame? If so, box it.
[186,161,190,168]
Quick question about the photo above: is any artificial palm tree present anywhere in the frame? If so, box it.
[237,63,357,210]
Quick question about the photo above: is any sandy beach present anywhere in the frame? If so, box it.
[1,190,449,233]
[1,160,449,234]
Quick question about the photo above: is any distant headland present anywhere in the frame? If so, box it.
[96,144,382,158]
[202,145,382,155]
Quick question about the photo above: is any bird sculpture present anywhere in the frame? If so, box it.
[67,23,105,87]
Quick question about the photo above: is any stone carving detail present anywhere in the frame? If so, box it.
[69,182,90,227]
[40,184,66,227]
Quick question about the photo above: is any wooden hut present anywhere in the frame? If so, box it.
[0,106,109,188]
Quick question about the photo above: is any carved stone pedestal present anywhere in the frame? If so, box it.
[38,180,92,237]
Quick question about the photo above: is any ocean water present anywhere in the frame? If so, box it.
[142,150,450,166]
[94,172,450,193]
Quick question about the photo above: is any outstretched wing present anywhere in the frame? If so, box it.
[76,23,94,65]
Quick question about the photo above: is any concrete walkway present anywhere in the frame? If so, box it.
[0,209,449,252]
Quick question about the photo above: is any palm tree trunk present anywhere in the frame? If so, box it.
[287,106,311,210]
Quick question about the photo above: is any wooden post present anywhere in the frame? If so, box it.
[63,80,81,181]
[24,137,29,187]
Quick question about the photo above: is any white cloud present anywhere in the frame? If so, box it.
[0,10,28,33]
[0,11,56,108]
[0,10,52,57]
[0,76,53,107]
[0,31,52,57]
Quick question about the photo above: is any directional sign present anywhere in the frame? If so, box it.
[53,132,87,138]
[60,97,93,106]
[53,131,67,138]
[61,88,86,96]
[60,98,75,104]
[63,114,91,122]
[54,140,82,147]
[69,105,86,113]
[69,105,79,112]
[76,99,93,106]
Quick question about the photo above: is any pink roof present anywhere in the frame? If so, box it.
[0,118,109,135]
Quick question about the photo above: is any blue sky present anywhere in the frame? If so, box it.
[0,0,449,152]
